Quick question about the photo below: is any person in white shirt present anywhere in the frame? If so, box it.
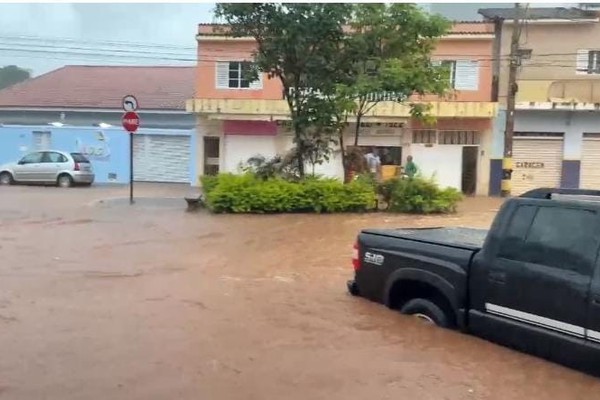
[364,147,381,178]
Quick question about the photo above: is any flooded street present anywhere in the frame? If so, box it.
[0,184,598,400]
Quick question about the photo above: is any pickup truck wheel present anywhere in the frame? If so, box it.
[400,298,450,328]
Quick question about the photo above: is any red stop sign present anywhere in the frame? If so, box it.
[122,111,140,133]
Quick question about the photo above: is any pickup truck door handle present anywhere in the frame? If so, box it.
[591,296,600,306]
[488,271,506,284]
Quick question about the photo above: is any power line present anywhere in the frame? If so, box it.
[0,45,588,66]
[0,34,592,62]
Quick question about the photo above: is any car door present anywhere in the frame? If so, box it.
[470,201,598,364]
[584,256,600,374]
[13,152,44,181]
[40,152,69,183]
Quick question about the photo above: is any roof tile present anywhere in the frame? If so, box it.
[0,65,195,110]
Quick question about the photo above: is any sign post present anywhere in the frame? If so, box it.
[122,95,140,205]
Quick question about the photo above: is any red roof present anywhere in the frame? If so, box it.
[0,65,195,111]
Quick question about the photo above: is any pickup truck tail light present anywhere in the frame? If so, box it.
[352,241,361,271]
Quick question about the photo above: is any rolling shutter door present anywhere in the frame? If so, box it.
[512,138,563,196]
[580,138,600,189]
[133,134,191,183]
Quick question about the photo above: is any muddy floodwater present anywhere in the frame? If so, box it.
[0,184,599,400]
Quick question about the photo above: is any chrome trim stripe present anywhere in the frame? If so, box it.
[485,303,585,337]
[587,329,600,343]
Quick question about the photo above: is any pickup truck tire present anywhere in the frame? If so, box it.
[400,298,450,328]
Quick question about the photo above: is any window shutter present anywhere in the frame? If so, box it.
[454,60,479,91]
[249,72,263,90]
[576,49,589,75]
[215,62,229,89]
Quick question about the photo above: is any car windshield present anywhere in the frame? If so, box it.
[70,153,90,163]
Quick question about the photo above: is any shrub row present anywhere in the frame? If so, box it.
[383,176,463,214]
[201,173,376,213]
[200,173,463,214]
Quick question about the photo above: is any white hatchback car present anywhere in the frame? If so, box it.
[0,150,95,187]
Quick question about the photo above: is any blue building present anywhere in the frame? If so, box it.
[0,65,196,185]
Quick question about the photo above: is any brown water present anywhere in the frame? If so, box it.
[0,184,598,399]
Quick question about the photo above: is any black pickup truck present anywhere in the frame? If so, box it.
[348,188,600,375]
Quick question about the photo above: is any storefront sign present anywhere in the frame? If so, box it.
[515,161,544,169]
[275,120,404,135]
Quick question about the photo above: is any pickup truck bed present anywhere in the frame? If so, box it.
[361,227,487,250]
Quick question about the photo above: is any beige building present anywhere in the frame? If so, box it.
[480,7,600,195]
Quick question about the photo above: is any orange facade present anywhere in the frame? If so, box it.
[195,22,495,103]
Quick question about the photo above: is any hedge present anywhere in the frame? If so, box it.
[385,176,463,214]
[201,173,376,213]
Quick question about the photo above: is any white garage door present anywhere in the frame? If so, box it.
[512,137,563,196]
[133,134,191,183]
[580,138,600,189]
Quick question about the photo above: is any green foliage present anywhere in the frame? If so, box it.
[202,173,376,214]
[0,65,31,90]
[200,174,220,195]
[240,154,300,181]
[215,3,352,176]
[385,177,463,214]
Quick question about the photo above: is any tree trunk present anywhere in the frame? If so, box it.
[339,129,351,183]
[294,124,305,178]
[354,113,362,147]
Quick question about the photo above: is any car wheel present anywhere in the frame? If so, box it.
[400,298,450,328]
[0,172,13,185]
[57,174,73,188]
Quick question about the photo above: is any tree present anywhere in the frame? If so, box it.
[0,65,31,90]
[332,4,452,180]
[214,3,353,177]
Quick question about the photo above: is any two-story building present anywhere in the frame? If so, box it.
[481,7,600,195]
[187,22,498,195]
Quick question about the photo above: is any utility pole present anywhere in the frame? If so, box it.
[501,3,524,197]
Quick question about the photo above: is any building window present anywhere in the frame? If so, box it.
[438,130,480,145]
[577,50,600,75]
[589,51,600,74]
[412,129,437,144]
[228,61,251,88]
[433,59,479,91]
[216,61,262,90]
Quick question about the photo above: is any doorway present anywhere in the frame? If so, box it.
[203,136,220,176]
[461,146,478,195]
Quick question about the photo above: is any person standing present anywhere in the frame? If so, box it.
[405,155,418,179]
[364,147,382,180]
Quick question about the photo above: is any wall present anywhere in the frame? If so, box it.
[426,38,494,102]
[411,144,464,188]
[195,116,493,194]
[488,110,600,194]
[0,125,194,184]
[196,25,494,103]
[497,21,600,104]
[197,40,283,100]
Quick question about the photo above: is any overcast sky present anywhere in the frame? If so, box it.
[0,2,578,77]
[0,3,216,76]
